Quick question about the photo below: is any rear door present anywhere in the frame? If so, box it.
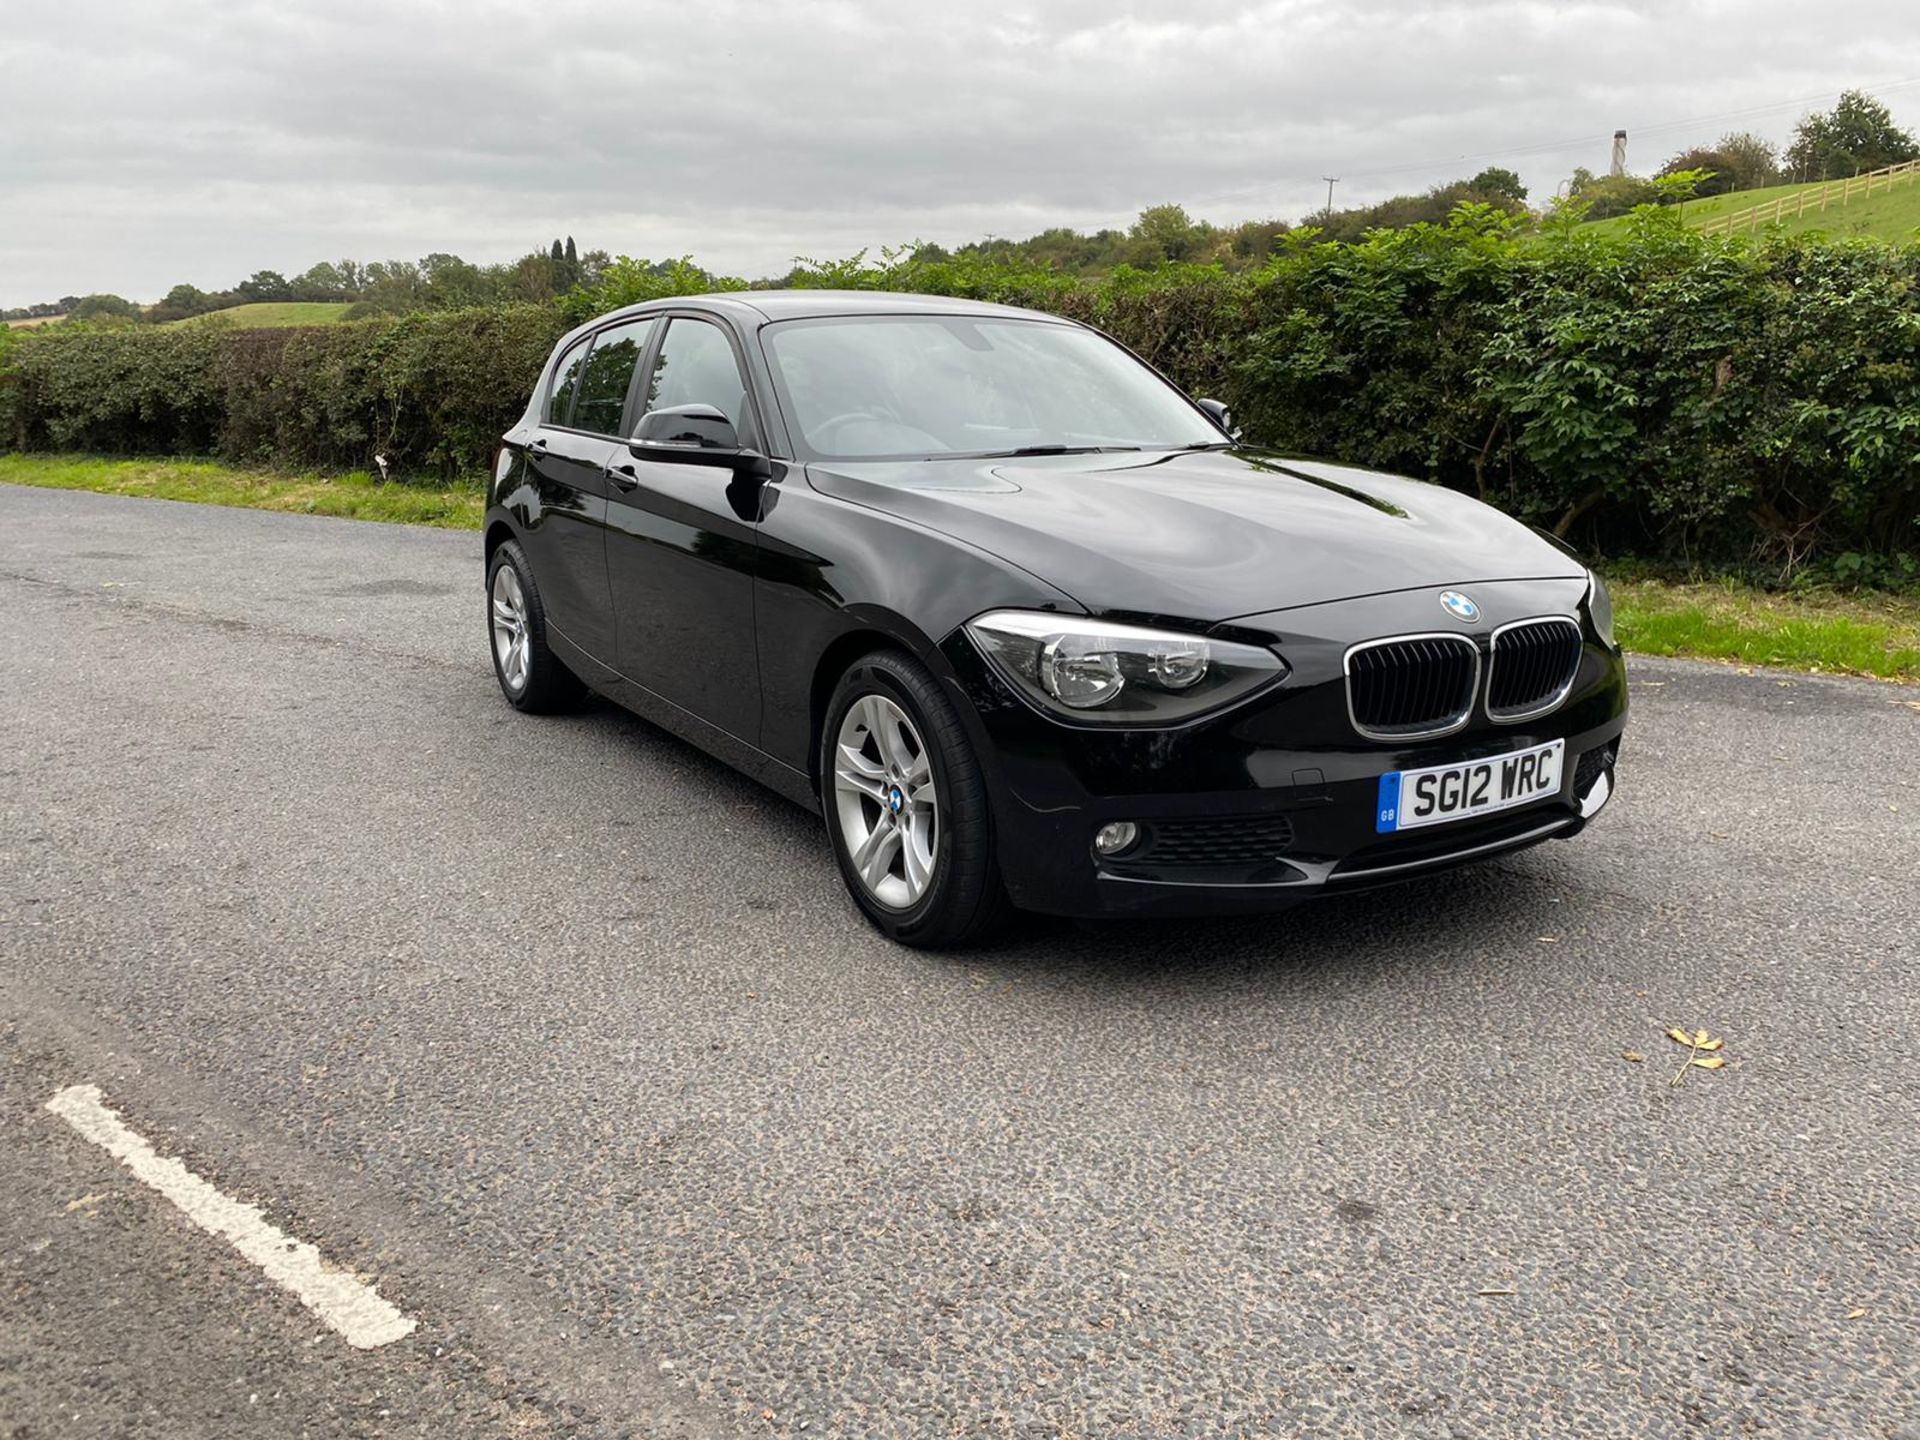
[521,317,656,661]
[606,313,764,742]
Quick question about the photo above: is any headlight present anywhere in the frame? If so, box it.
[1586,570,1616,647]
[964,610,1288,726]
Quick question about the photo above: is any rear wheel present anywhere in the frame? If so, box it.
[488,539,584,713]
[821,651,1012,948]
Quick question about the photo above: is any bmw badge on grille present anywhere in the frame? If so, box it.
[1439,591,1480,623]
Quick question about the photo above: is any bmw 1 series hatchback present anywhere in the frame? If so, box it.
[485,291,1626,946]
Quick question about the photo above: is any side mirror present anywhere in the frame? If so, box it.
[631,403,743,465]
[1196,397,1240,441]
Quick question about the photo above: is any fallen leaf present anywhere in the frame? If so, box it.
[1623,1051,1644,1063]
[1847,1308,1867,1320]
[1696,1037,1724,1052]
[1667,1028,1694,1047]
[1691,1056,1726,1070]
[1536,936,1559,944]
[1694,1029,1711,1047]
[1476,1287,1515,1296]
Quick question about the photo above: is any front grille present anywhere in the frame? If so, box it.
[1488,618,1584,720]
[1345,635,1479,740]
[1137,816,1296,869]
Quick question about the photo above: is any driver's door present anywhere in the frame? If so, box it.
[605,314,765,743]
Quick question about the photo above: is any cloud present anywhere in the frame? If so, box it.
[2,0,1917,303]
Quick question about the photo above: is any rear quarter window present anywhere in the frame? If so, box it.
[545,337,591,427]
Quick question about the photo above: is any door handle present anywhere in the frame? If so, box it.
[530,436,549,452]
[607,462,640,491]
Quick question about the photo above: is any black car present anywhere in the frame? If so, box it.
[484,291,1626,946]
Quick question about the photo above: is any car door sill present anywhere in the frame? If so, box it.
[545,626,814,811]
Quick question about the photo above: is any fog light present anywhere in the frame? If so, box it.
[1094,821,1139,856]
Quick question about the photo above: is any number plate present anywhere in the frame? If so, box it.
[1375,740,1565,834]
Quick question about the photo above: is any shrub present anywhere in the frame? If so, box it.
[5,304,567,475]
[8,323,226,453]
[6,214,1917,577]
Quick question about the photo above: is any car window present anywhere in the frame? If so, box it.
[640,318,752,438]
[570,318,656,436]
[761,315,1221,460]
[545,336,591,427]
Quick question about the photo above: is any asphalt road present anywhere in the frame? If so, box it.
[2,483,1916,1440]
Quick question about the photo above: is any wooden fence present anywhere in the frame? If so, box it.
[1697,158,1920,235]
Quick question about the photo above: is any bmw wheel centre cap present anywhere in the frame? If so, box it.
[1439,590,1480,623]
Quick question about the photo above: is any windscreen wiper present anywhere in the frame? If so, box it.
[994,444,1142,457]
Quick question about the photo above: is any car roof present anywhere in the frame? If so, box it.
[597,289,1076,328]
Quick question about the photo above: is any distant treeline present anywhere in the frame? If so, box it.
[1,238,612,326]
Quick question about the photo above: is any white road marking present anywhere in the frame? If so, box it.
[43,1084,416,1349]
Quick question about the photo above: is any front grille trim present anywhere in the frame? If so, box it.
[1486,615,1584,723]
[1343,632,1481,742]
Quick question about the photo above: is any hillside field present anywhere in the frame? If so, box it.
[163,301,356,328]
[1588,176,1920,242]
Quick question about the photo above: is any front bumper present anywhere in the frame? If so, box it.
[937,580,1628,920]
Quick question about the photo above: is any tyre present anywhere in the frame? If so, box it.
[487,539,585,713]
[821,650,1013,948]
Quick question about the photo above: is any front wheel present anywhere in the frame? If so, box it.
[821,651,1011,948]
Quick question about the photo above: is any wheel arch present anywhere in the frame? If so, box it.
[483,517,517,566]
[806,613,951,797]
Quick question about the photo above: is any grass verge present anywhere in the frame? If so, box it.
[3,452,1915,682]
[0,454,482,528]
[1613,578,1920,683]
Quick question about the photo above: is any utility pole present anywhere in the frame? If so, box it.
[1322,175,1340,218]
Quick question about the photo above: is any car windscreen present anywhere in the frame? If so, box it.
[760,315,1224,461]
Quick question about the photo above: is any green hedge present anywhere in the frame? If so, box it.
[4,304,569,476]
[4,207,1917,577]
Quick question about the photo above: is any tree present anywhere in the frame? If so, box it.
[147,283,216,323]
[293,261,350,300]
[421,252,489,307]
[1128,204,1211,263]
[1568,171,1660,219]
[1467,166,1527,204]
[67,293,141,321]
[1715,131,1783,191]
[1659,147,1738,197]
[1226,217,1291,262]
[1786,90,1919,179]
[236,269,292,302]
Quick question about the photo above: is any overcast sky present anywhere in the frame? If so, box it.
[3,0,1918,306]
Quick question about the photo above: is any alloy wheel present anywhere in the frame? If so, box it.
[490,564,530,693]
[833,693,939,909]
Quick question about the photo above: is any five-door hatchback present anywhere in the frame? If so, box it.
[485,291,1626,946]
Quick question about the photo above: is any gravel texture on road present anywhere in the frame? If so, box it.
[2,484,1916,1439]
